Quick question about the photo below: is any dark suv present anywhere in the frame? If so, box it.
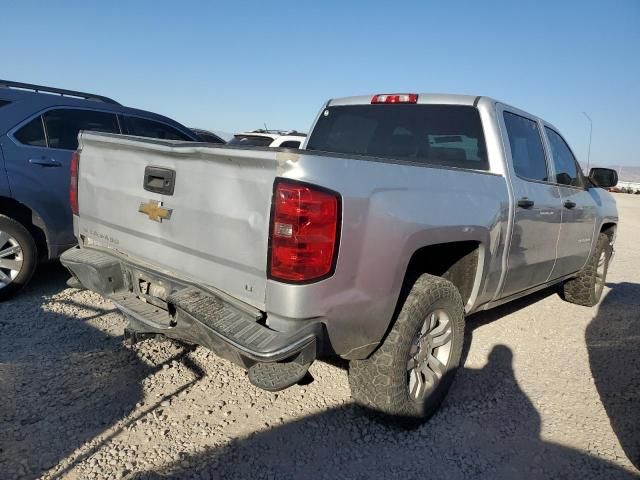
[0,80,199,300]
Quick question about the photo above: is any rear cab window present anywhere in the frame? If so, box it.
[306,104,489,170]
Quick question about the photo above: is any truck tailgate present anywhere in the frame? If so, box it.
[76,132,283,310]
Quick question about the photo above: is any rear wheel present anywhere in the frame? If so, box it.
[0,215,38,301]
[562,233,612,307]
[348,274,465,424]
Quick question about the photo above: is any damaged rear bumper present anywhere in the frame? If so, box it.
[60,247,321,372]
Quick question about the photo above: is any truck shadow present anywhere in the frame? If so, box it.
[0,262,152,479]
[132,343,636,480]
[587,282,640,469]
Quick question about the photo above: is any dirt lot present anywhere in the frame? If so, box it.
[1,195,638,480]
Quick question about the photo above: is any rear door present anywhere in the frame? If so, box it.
[544,126,597,278]
[3,108,120,247]
[499,108,562,298]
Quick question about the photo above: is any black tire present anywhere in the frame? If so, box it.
[0,215,38,301]
[348,274,465,424]
[562,233,612,307]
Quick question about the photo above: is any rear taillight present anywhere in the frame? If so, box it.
[70,150,79,215]
[269,180,341,283]
[371,93,418,104]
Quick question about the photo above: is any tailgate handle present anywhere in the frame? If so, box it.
[143,166,175,195]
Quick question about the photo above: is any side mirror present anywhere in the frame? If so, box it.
[589,168,618,188]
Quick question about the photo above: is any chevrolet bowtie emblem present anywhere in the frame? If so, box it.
[138,200,172,222]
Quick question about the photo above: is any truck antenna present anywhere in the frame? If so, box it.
[582,112,593,172]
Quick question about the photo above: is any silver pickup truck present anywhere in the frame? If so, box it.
[61,93,619,423]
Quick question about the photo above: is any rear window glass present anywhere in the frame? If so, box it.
[228,135,274,147]
[306,104,489,170]
[44,109,120,150]
[14,116,46,147]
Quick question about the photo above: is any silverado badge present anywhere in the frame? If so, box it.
[138,200,172,223]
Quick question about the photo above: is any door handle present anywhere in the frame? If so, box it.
[564,200,576,209]
[29,158,62,167]
[517,198,535,209]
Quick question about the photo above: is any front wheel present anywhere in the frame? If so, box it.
[0,215,38,301]
[349,274,465,424]
[562,233,612,307]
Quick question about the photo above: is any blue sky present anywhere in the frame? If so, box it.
[2,0,639,167]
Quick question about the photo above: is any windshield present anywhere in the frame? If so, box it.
[228,135,273,147]
[306,104,489,170]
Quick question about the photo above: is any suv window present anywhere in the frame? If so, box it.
[228,135,274,147]
[545,127,583,187]
[14,117,46,147]
[123,116,191,141]
[196,132,225,144]
[306,105,489,170]
[43,109,120,150]
[503,111,549,182]
[279,140,301,148]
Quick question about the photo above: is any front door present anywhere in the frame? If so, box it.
[544,126,598,278]
[500,109,562,298]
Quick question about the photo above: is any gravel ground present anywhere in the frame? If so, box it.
[1,195,638,480]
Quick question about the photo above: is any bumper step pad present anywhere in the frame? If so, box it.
[169,287,277,351]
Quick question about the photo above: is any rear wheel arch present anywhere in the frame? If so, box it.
[600,222,616,243]
[402,240,483,307]
[0,196,49,260]
[356,240,482,359]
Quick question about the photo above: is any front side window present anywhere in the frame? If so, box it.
[306,104,489,170]
[14,116,46,147]
[43,109,119,150]
[503,111,549,182]
[124,116,191,141]
[545,127,583,187]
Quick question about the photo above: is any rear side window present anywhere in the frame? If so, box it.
[14,117,46,147]
[123,116,191,141]
[545,127,583,187]
[43,109,120,150]
[503,112,548,182]
[306,104,489,170]
[228,135,274,147]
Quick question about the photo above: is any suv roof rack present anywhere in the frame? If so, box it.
[0,79,120,105]
[249,129,307,136]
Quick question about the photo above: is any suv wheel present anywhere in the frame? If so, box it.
[562,233,612,307]
[0,215,38,301]
[349,274,465,424]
